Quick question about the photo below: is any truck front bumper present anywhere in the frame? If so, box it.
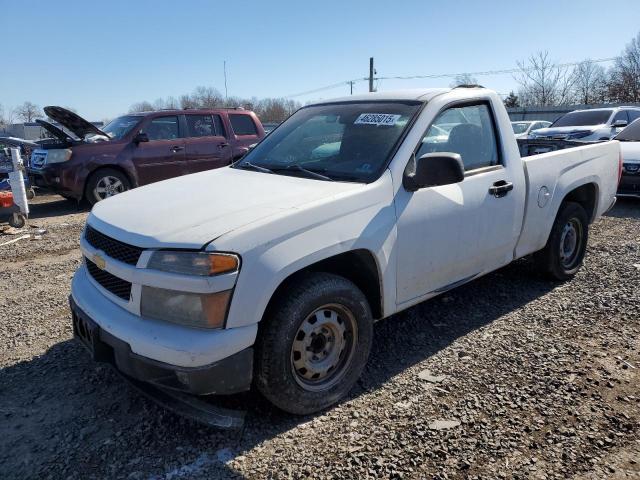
[618,173,640,197]
[69,296,253,395]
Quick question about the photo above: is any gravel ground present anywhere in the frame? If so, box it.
[1,194,639,479]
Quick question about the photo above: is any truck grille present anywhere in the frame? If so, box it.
[623,163,639,175]
[85,225,143,266]
[85,258,132,301]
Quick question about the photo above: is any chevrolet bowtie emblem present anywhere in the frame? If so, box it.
[93,253,106,270]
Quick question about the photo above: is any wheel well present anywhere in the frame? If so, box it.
[562,183,597,223]
[265,250,383,320]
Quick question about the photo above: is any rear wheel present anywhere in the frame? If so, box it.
[255,273,373,415]
[534,201,589,280]
[85,168,130,205]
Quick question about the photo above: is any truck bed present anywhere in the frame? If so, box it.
[514,141,620,259]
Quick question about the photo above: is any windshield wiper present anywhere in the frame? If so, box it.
[271,164,334,181]
[236,161,274,174]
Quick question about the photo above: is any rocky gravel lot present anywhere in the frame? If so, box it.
[1,194,639,479]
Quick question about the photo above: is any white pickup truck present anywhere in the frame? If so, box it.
[70,87,620,416]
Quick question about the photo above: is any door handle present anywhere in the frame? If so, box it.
[170,145,184,153]
[218,142,230,149]
[489,180,513,198]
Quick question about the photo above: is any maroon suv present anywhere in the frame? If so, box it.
[29,106,265,204]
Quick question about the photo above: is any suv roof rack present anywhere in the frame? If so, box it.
[454,84,484,89]
[180,106,246,111]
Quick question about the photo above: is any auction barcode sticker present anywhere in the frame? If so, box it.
[354,113,401,126]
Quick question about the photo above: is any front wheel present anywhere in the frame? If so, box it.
[534,201,589,280]
[85,168,131,205]
[255,273,373,415]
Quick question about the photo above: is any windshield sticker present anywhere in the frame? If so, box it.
[354,113,401,126]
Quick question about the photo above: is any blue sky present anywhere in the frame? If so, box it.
[1,0,639,120]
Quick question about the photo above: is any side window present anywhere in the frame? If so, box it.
[143,116,180,141]
[627,110,640,122]
[213,115,226,137]
[186,115,215,137]
[612,110,629,124]
[229,114,258,136]
[417,103,499,171]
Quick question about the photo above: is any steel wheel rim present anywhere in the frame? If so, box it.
[559,218,583,269]
[94,176,125,200]
[290,303,358,392]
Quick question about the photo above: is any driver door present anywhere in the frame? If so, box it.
[394,102,521,304]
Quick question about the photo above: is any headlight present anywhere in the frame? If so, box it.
[147,251,239,276]
[46,149,73,164]
[140,287,231,329]
[567,130,593,139]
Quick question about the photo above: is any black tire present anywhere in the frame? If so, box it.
[255,272,373,415]
[9,213,26,229]
[534,201,589,281]
[85,168,131,205]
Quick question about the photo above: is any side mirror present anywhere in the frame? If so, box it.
[403,152,465,192]
[612,119,628,129]
[133,132,149,145]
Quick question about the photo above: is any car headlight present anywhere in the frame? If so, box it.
[140,286,231,329]
[567,130,593,139]
[46,149,73,164]
[147,251,239,276]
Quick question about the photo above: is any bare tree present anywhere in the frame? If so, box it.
[607,32,640,102]
[449,73,478,87]
[15,101,42,122]
[129,101,154,113]
[0,103,5,128]
[573,60,607,104]
[152,98,166,110]
[192,86,223,108]
[515,51,575,106]
[164,96,179,109]
[179,94,198,109]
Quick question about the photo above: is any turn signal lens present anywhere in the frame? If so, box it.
[148,251,240,276]
[209,254,239,275]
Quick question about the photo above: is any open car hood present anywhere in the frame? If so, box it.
[36,119,76,142]
[43,106,108,139]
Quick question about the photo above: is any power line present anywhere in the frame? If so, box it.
[284,56,617,98]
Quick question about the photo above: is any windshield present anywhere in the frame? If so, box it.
[551,110,612,128]
[616,118,640,141]
[233,101,421,182]
[101,115,142,139]
[511,122,530,134]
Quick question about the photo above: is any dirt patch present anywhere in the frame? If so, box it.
[1,194,639,479]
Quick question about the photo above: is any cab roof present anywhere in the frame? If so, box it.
[308,88,452,105]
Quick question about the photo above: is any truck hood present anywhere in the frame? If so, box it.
[531,125,602,139]
[44,106,108,140]
[89,167,364,249]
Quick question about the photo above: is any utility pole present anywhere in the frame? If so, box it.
[223,60,228,103]
[369,57,374,92]
[348,80,354,95]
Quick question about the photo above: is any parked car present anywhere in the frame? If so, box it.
[529,106,640,142]
[511,120,551,139]
[28,106,265,204]
[615,118,640,197]
[0,136,39,178]
[70,87,619,418]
